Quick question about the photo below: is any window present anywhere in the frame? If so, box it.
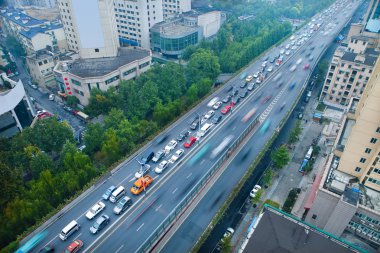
[355,167,361,172]
[73,88,84,96]
[139,61,150,69]
[95,48,99,52]
[360,158,366,163]
[376,127,380,133]
[71,79,81,86]
[105,75,120,85]
[365,148,372,154]
[38,61,43,66]
[370,138,378,144]
[312,214,317,219]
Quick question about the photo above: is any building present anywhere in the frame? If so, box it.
[26,49,58,88]
[0,72,34,138]
[151,10,223,57]
[0,46,10,67]
[162,0,191,19]
[0,7,67,53]
[6,0,57,8]
[304,57,380,250]
[54,47,151,105]
[238,205,364,253]
[57,0,119,59]
[363,0,380,34]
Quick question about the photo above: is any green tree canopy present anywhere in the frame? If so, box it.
[271,145,290,170]
[186,49,220,85]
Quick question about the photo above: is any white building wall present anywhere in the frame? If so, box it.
[197,11,221,38]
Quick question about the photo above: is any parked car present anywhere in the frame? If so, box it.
[169,149,185,163]
[184,136,197,148]
[86,201,106,220]
[250,185,262,198]
[177,130,190,142]
[90,214,110,234]
[102,185,116,200]
[152,150,165,163]
[64,240,83,253]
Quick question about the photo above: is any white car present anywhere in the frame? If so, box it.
[285,44,290,49]
[86,201,106,220]
[290,65,297,72]
[261,61,267,68]
[285,50,291,56]
[165,140,177,153]
[255,78,262,84]
[280,49,285,54]
[135,164,151,178]
[169,149,184,163]
[253,72,259,78]
[204,110,215,119]
[207,97,219,108]
[250,185,262,198]
[221,227,235,243]
[213,101,223,110]
[296,58,303,65]
[155,160,169,174]
[267,66,273,72]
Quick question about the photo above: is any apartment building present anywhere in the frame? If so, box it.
[162,0,191,19]
[26,50,57,88]
[304,57,380,250]
[0,73,34,138]
[0,7,67,53]
[0,46,10,67]
[6,0,57,8]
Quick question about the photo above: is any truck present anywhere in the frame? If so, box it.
[304,91,311,103]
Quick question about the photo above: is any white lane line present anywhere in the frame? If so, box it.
[115,244,124,253]
[129,177,135,183]
[172,188,178,194]
[200,159,206,165]
[73,233,82,241]
[186,172,192,179]
[153,175,159,180]
[44,235,58,248]
[232,126,237,131]
[155,204,162,212]
[136,223,145,232]
[122,174,133,184]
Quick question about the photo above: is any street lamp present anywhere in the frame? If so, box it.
[197,112,201,144]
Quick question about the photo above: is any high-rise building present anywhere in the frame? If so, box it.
[162,0,191,19]
[57,0,119,59]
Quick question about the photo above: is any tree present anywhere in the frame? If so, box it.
[262,168,273,187]
[220,235,232,253]
[100,129,122,165]
[251,189,263,206]
[66,96,79,107]
[0,162,21,211]
[186,49,220,85]
[83,123,104,155]
[271,145,290,170]
[288,120,302,144]
[29,152,55,179]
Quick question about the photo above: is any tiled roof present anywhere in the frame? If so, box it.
[19,23,62,39]
[0,7,46,28]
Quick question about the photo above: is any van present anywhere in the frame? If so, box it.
[305,146,313,160]
[110,186,125,203]
[199,123,213,137]
[113,196,132,215]
[59,220,80,241]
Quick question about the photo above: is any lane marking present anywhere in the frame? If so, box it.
[73,233,82,241]
[172,188,178,194]
[155,204,162,212]
[186,172,192,179]
[137,223,145,232]
[115,244,124,253]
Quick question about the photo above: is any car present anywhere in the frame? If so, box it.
[38,245,54,253]
[152,150,165,163]
[135,164,151,178]
[261,61,267,68]
[290,65,297,72]
[296,58,303,65]
[231,97,240,105]
[267,66,273,72]
[169,149,184,163]
[222,95,231,103]
[231,89,238,96]
[225,85,234,92]
[90,214,110,234]
[303,64,310,70]
[261,96,272,105]
[64,240,83,253]
[113,196,132,215]
[221,227,235,242]
[247,83,255,91]
[86,201,106,220]
[212,115,222,124]
[155,160,169,174]
[255,78,262,84]
[280,48,285,54]
[141,151,154,164]
[309,55,314,61]
[250,185,262,198]
[213,101,223,110]
[176,130,190,142]
[131,175,153,195]
[184,136,197,148]
[245,75,253,82]
[240,82,247,88]
[102,185,116,200]
[285,50,291,55]
[63,105,73,112]
[285,44,290,49]
[288,82,296,90]
[190,119,199,130]
[29,96,36,103]
[240,90,248,98]
[204,110,215,119]
[269,57,276,63]
[221,105,232,114]
[165,140,177,152]
[207,97,219,108]
[48,94,55,101]
[253,72,259,78]
[279,102,286,111]
[298,112,303,119]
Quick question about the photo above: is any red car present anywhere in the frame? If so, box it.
[221,105,232,114]
[184,136,197,148]
[261,96,272,105]
[37,111,53,119]
[64,239,83,253]
[303,64,310,70]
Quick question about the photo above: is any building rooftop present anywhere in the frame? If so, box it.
[66,48,150,78]
[0,7,46,28]
[243,205,363,253]
[341,50,379,67]
[26,49,55,61]
[19,22,62,39]
[158,22,199,36]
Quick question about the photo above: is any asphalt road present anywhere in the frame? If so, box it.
[26,0,360,252]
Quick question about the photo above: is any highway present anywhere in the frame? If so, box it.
[27,0,360,252]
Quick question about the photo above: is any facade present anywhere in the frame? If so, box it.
[305,57,380,250]
[151,10,223,57]
[162,0,191,19]
[0,46,10,67]
[6,0,57,8]
[57,0,119,59]
[26,50,57,88]
[53,48,151,105]
[0,73,34,138]
[0,7,67,53]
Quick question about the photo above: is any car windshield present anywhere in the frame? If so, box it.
[105,189,112,195]
[117,202,124,209]
[93,221,100,229]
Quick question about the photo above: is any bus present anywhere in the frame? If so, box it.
[76,111,89,122]
[16,231,48,253]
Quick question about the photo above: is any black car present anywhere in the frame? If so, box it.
[212,115,222,124]
[39,245,54,253]
[231,89,238,97]
[190,119,200,130]
[177,130,190,141]
[263,56,269,61]
[269,57,276,63]
[232,97,240,105]
[90,214,110,234]
[222,95,232,103]
[240,82,247,89]
[141,151,154,164]
[240,91,248,98]
[225,85,234,92]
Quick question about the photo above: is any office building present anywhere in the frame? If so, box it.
[0,73,34,138]
[304,57,380,250]
[151,10,223,57]
[162,0,191,19]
